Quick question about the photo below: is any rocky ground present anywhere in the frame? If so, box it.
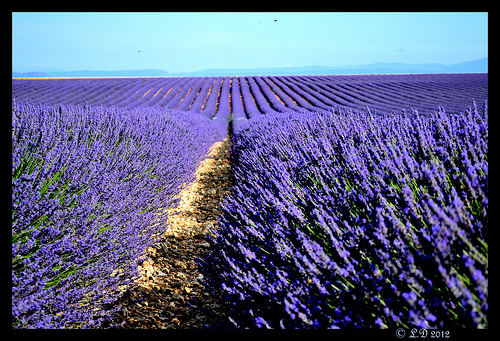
[105,137,233,329]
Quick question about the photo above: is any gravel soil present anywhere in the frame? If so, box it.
[104,136,233,329]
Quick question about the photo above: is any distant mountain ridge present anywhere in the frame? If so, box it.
[13,58,487,78]
[12,69,170,78]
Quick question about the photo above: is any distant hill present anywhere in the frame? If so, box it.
[12,69,169,78]
[441,58,488,73]
[169,58,488,76]
[169,63,451,76]
[13,58,487,78]
[12,71,51,78]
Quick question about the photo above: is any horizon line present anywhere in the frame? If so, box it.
[12,57,487,75]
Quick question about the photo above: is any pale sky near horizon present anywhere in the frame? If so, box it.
[12,12,488,73]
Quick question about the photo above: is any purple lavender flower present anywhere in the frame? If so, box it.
[200,103,487,329]
[12,100,225,328]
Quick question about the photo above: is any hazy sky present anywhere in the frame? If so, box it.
[12,12,488,73]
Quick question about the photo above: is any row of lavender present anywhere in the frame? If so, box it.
[12,77,230,120]
[12,74,488,124]
[198,103,488,328]
[12,100,226,328]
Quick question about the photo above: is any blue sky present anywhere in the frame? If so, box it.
[12,12,488,73]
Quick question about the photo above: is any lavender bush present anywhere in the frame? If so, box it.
[12,100,226,328]
[199,102,488,328]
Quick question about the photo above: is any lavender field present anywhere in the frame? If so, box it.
[12,74,487,120]
[12,73,488,329]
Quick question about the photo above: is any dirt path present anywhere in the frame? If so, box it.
[106,137,233,329]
